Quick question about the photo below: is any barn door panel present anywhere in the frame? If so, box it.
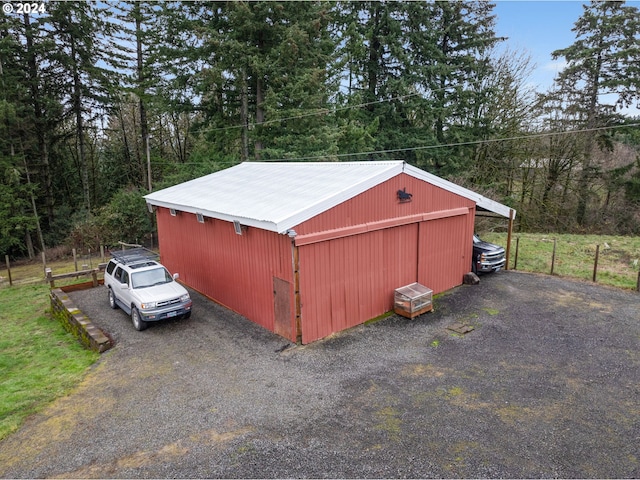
[273,277,293,340]
[418,215,469,294]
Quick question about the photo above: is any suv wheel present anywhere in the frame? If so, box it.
[108,288,118,309]
[131,307,148,331]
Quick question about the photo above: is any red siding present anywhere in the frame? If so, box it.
[418,214,474,293]
[295,173,473,235]
[294,173,476,343]
[156,208,296,341]
[298,223,419,343]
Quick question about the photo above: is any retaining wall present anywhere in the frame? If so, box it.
[50,282,113,353]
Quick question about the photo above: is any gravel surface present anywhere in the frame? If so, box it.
[1,270,639,478]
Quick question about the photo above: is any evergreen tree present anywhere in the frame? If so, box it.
[551,0,640,226]
[48,0,118,212]
[405,0,502,175]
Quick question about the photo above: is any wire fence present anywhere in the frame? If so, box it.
[505,235,640,292]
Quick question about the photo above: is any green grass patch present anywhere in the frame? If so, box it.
[365,311,394,325]
[0,284,99,441]
[482,232,640,290]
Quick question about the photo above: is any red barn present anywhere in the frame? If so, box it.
[145,161,513,344]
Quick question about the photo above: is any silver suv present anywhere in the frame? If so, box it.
[104,248,192,331]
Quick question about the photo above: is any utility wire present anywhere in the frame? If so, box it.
[201,91,425,133]
[148,121,640,166]
[266,122,640,162]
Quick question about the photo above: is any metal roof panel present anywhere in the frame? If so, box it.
[144,161,514,233]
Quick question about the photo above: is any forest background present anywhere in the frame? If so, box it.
[1,0,639,260]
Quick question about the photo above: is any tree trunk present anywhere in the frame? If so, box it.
[70,36,90,213]
[23,13,54,224]
[241,67,249,162]
[255,77,265,159]
[135,4,150,190]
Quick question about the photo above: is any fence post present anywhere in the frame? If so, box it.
[514,237,519,270]
[550,238,557,275]
[45,268,54,288]
[592,244,600,282]
[5,255,12,286]
[636,271,639,292]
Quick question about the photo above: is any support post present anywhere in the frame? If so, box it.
[5,255,12,286]
[514,237,520,270]
[505,209,514,270]
[593,244,600,282]
[550,238,557,275]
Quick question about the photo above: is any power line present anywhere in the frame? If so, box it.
[148,122,640,166]
[200,91,425,134]
[262,122,640,162]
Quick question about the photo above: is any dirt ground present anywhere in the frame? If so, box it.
[1,270,639,478]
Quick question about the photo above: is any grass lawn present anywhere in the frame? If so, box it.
[0,283,99,441]
[481,232,640,290]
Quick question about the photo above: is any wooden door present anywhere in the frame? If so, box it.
[273,277,293,340]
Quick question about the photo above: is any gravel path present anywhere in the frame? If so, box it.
[1,270,639,478]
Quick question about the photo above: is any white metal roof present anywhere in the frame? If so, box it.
[144,161,514,234]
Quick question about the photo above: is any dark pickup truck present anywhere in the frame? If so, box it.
[472,234,506,273]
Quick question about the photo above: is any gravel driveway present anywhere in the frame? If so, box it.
[1,270,639,478]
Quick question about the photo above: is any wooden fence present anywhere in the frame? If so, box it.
[2,247,107,288]
[510,236,640,292]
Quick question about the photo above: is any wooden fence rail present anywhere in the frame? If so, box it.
[45,263,107,288]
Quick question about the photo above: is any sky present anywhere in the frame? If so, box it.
[493,0,640,116]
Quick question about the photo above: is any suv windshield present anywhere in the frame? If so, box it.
[131,267,173,289]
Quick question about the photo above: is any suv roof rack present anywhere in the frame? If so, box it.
[110,247,160,265]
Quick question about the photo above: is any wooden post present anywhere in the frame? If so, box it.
[550,238,557,275]
[45,268,54,288]
[92,269,98,287]
[505,209,514,270]
[593,244,600,282]
[514,237,520,270]
[5,255,12,286]
[636,271,639,292]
